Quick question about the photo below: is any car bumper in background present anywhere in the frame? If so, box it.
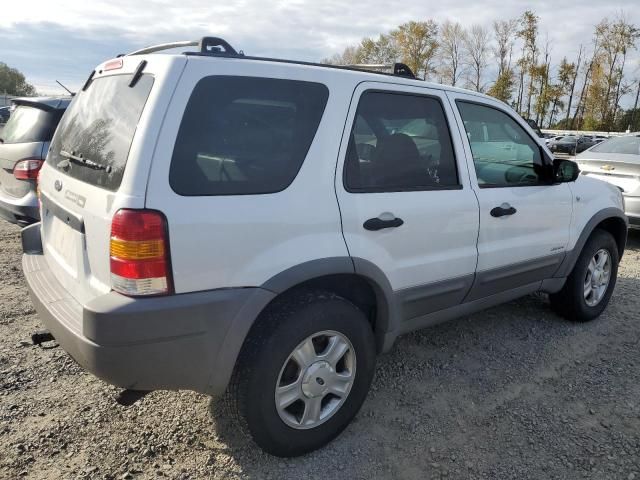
[21,223,274,395]
[625,195,640,228]
[0,190,39,225]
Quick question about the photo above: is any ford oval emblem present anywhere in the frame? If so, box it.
[54,180,63,191]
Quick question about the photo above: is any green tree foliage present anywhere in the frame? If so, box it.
[487,68,515,103]
[0,63,36,96]
[391,21,439,79]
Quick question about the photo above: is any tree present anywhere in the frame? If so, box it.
[487,68,515,103]
[562,48,581,127]
[358,34,399,64]
[517,10,539,117]
[0,63,36,96]
[438,21,466,86]
[391,21,439,79]
[464,24,491,92]
[493,19,518,77]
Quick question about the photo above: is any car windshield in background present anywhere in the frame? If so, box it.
[0,105,62,144]
[590,135,640,157]
[559,136,577,142]
[47,74,154,191]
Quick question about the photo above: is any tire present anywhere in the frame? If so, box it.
[550,229,619,322]
[226,290,376,457]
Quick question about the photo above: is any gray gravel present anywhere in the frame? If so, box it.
[1,219,640,479]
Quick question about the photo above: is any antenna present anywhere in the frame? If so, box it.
[56,80,75,96]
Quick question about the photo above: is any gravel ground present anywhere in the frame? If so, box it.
[1,220,640,480]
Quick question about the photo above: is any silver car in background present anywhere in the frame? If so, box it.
[576,132,640,228]
[0,97,70,225]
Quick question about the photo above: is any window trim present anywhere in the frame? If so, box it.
[455,99,554,189]
[168,75,330,197]
[343,89,464,194]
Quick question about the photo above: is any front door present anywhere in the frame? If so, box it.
[446,92,573,299]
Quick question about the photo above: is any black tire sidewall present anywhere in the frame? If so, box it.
[564,230,619,321]
[241,293,376,456]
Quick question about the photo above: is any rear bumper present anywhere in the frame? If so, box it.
[21,223,274,395]
[624,195,640,228]
[0,190,38,225]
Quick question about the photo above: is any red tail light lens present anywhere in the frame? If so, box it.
[110,209,173,296]
[13,159,43,180]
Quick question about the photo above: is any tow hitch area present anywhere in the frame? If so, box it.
[31,330,56,347]
[115,389,151,407]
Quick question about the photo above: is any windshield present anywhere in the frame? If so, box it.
[0,105,62,144]
[590,135,640,157]
[47,74,154,191]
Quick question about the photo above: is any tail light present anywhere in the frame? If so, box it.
[14,159,43,180]
[110,209,173,296]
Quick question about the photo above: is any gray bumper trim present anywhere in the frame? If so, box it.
[22,230,275,395]
[0,196,39,225]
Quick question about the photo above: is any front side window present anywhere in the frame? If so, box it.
[344,91,459,192]
[456,101,550,187]
[169,76,329,196]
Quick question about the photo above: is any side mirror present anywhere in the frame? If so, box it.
[553,158,580,183]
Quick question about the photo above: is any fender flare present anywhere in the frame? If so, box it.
[554,207,628,278]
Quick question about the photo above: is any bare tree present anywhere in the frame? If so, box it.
[464,24,491,92]
[563,46,582,126]
[438,21,467,86]
[493,19,518,76]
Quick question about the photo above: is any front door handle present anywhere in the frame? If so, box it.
[363,216,404,231]
[490,204,517,217]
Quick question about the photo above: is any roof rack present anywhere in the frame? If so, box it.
[125,36,420,81]
[344,63,416,79]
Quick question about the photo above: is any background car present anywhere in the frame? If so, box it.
[576,132,640,228]
[0,97,70,225]
[548,135,597,155]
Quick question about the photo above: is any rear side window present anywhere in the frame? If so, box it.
[47,74,154,191]
[344,91,459,192]
[169,76,329,196]
[0,106,63,144]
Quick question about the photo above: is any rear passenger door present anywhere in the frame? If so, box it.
[447,92,572,299]
[336,83,480,321]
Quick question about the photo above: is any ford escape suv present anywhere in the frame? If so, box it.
[21,37,628,457]
[0,97,70,225]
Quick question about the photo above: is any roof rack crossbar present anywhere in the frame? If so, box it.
[344,62,416,79]
[127,40,199,56]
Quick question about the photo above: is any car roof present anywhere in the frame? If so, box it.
[12,96,72,111]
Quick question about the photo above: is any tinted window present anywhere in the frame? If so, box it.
[0,105,63,144]
[457,101,550,187]
[169,76,328,196]
[47,74,154,191]
[344,91,459,192]
[590,135,640,157]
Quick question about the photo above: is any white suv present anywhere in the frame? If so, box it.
[21,37,628,457]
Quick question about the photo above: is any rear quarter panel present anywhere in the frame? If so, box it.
[144,58,357,293]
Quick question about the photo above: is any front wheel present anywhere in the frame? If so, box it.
[226,290,376,456]
[550,229,619,322]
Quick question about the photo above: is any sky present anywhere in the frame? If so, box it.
[1,0,639,103]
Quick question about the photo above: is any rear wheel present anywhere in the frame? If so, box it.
[226,290,376,457]
[550,229,619,322]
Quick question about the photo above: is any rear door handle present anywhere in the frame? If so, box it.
[363,216,404,231]
[490,204,517,217]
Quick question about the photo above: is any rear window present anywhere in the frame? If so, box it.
[0,105,63,144]
[47,74,154,191]
[590,135,640,157]
[169,76,329,196]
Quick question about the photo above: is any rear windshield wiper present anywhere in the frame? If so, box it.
[59,150,112,173]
